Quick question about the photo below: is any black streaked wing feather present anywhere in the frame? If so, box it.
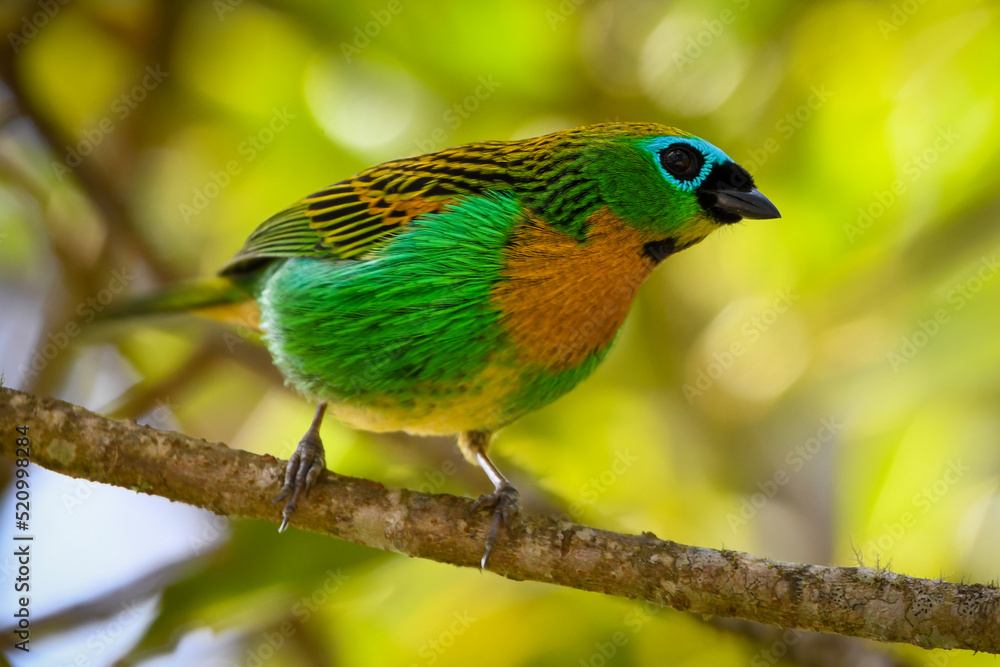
[220,142,520,275]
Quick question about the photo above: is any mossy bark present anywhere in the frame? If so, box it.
[2,387,997,654]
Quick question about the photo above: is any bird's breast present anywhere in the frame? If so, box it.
[491,207,657,370]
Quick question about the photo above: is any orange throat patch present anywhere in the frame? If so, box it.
[491,207,659,370]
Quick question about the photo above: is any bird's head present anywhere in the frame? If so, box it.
[537,123,780,259]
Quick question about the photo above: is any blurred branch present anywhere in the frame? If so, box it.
[0,554,197,637]
[707,617,920,667]
[0,42,179,394]
[0,58,175,283]
[2,387,997,655]
[101,331,285,420]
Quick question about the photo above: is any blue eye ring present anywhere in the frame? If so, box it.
[643,136,732,192]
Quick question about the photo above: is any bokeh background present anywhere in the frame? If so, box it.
[1,0,999,665]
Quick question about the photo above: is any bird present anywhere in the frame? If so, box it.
[114,122,779,567]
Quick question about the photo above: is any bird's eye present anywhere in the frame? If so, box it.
[659,144,704,180]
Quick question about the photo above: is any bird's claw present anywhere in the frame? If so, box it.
[273,430,326,532]
[470,481,520,569]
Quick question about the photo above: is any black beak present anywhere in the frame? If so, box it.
[708,187,781,220]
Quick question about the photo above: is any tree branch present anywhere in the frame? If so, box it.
[2,387,997,654]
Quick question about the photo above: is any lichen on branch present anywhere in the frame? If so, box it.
[2,387,998,654]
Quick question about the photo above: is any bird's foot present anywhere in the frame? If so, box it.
[470,481,520,569]
[273,429,326,532]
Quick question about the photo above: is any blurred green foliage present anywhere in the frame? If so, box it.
[2,0,1000,664]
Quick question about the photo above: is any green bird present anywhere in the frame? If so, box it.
[119,122,779,566]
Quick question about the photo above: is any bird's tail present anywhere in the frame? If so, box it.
[102,277,261,329]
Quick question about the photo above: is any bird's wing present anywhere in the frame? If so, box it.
[220,144,517,275]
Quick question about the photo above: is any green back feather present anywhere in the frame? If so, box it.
[221,122,698,275]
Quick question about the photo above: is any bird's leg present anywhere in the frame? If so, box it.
[460,431,520,568]
[274,402,328,532]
